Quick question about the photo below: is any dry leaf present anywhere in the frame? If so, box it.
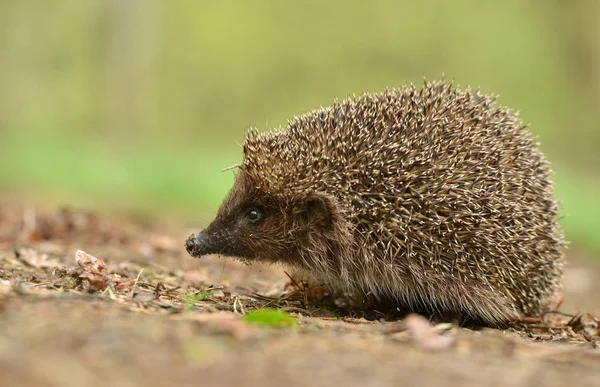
[79,271,108,291]
[15,248,61,269]
[571,313,600,338]
[74,250,139,293]
[76,250,107,273]
[75,250,109,291]
[113,278,136,292]
[404,313,454,351]
[133,292,158,303]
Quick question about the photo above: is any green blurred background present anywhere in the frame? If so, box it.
[0,1,598,255]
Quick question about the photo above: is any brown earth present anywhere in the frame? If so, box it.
[0,201,599,387]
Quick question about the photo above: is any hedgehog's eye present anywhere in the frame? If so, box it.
[245,207,263,224]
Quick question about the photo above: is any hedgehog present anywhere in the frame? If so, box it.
[185,79,565,326]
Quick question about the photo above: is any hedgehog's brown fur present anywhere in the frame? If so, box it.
[186,79,566,326]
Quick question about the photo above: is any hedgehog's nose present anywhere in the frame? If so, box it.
[185,233,202,256]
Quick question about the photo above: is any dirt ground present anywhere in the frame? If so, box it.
[0,201,599,387]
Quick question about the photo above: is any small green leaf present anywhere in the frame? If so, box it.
[242,308,296,327]
[183,290,212,313]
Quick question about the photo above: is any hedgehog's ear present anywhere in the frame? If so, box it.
[303,193,332,228]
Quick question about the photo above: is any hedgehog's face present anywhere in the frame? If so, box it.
[185,172,337,266]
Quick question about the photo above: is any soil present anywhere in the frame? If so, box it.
[0,201,599,387]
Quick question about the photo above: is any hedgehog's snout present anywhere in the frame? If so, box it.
[185,233,202,257]
[185,228,240,258]
[185,231,218,257]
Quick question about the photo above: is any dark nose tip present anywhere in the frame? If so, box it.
[185,234,198,255]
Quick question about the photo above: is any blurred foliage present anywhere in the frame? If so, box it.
[242,309,296,328]
[0,0,598,253]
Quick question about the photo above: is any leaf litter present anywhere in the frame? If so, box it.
[0,201,599,387]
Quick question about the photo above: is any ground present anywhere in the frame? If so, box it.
[0,201,599,387]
